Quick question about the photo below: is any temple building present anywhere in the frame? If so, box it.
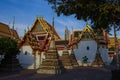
[108,37,120,61]
[0,22,19,40]
[0,22,19,63]
[108,37,120,50]
[18,17,112,69]
[18,17,64,69]
[69,24,112,66]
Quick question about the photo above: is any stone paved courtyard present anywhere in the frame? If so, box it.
[0,66,114,80]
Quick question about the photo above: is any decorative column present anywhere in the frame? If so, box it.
[33,50,36,69]
[38,51,42,67]
[28,32,40,69]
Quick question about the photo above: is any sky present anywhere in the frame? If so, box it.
[0,0,117,39]
[0,0,87,39]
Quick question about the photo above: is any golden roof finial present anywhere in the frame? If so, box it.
[52,14,54,28]
[86,21,88,26]
[36,15,43,19]
[27,26,30,31]
[24,29,26,34]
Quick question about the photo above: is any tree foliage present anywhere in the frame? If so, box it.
[0,38,19,55]
[47,0,120,32]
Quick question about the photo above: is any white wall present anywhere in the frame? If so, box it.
[18,41,112,69]
[74,40,97,65]
[99,45,112,65]
[18,46,46,69]
[18,46,34,69]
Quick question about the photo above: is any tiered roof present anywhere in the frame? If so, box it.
[0,23,11,38]
[11,29,19,39]
[30,17,60,40]
[78,24,96,41]
[19,17,61,52]
[0,22,19,40]
[69,24,109,48]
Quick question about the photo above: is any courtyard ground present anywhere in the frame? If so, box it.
[0,66,115,80]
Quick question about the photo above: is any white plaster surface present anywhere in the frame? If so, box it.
[74,40,97,65]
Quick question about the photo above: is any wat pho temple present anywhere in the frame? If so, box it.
[0,17,117,74]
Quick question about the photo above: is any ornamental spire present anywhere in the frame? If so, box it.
[12,16,15,30]
[52,14,54,28]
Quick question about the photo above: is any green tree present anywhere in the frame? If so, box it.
[0,38,19,56]
[47,0,120,32]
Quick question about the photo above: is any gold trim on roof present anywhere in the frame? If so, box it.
[78,24,96,41]
[19,17,61,47]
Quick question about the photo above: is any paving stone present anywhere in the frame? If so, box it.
[0,66,113,80]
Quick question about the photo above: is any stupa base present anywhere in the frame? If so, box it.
[64,66,73,69]
[37,68,63,74]
[92,64,103,67]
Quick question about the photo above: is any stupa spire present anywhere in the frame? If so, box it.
[12,16,15,30]
[49,36,56,49]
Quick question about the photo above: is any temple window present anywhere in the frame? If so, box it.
[86,46,89,50]
[86,35,89,39]
[25,51,28,55]
[38,36,45,40]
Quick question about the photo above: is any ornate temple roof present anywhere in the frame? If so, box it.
[11,29,19,39]
[30,17,61,40]
[0,22,11,37]
[0,22,19,40]
[78,24,96,41]
[19,17,61,51]
[69,24,109,48]
[69,24,96,46]
[108,37,120,50]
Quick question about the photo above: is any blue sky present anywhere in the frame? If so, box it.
[0,0,87,39]
[0,0,117,38]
